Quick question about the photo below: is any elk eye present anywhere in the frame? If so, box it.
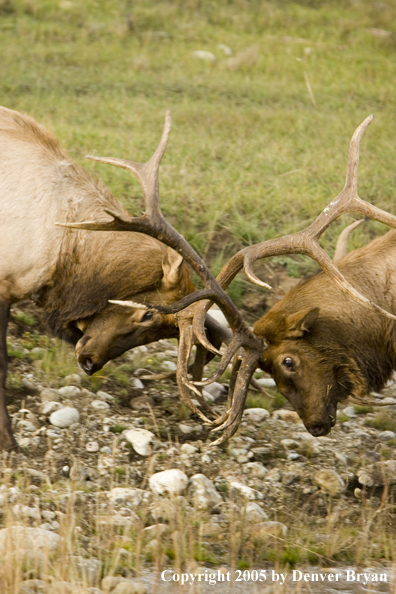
[282,357,294,371]
[141,311,153,322]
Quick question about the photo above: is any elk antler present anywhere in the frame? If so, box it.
[190,115,396,351]
[57,110,264,444]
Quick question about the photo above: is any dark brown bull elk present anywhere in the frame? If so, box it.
[65,113,396,444]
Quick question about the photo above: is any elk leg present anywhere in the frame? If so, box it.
[0,301,18,451]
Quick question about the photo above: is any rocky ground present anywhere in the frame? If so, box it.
[2,303,396,594]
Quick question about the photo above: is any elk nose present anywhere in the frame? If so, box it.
[309,423,330,437]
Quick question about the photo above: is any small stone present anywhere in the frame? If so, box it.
[63,374,82,386]
[72,556,102,587]
[102,577,128,593]
[142,523,168,538]
[243,408,270,424]
[180,444,198,455]
[0,526,61,552]
[378,431,396,440]
[112,581,147,594]
[218,43,233,56]
[57,386,81,398]
[91,400,110,410]
[86,442,100,452]
[193,50,216,62]
[343,406,357,418]
[255,377,276,387]
[189,474,223,511]
[200,521,223,536]
[40,388,60,403]
[178,423,203,435]
[124,428,154,456]
[273,409,302,424]
[201,454,211,464]
[96,390,114,401]
[243,502,268,522]
[244,462,268,478]
[161,360,177,371]
[229,480,263,500]
[202,382,226,401]
[252,521,288,540]
[41,401,63,416]
[132,378,144,390]
[281,438,300,449]
[149,469,188,496]
[264,468,282,483]
[130,396,155,410]
[49,407,80,428]
[108,488,146,506]
[19,437,31,448]
[313,469,345,496]
[357,460,396,487]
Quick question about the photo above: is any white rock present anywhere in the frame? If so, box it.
[244,462,268,478]
[243,408,270,424]
[255,377,276,387]
[49,407,80,428]
[178,423,202,434]
[189,474,223,511]
[149,469,188,496]
[124,428,154,456]
[218,43,233,56]
[180,444,198,455]
[379,431,396,439]
[86,441,100,452]
[207,307,228,327]
[0,526,61,552]
[91,400,110,410]
[243,502,268,522]
[132,378,144,390]
[229,480,263,500]
[40,388,60,403]
[57,386,81,398]
[41,401,63,416]
[108,488,147,507]
[343,406,357,418]
[96,390,115,401]
[161,360,177,371]
[357,460,396,487]
[63,374,82,386]
[313,469,345,496]
[202,382,226,401]
[193,50,216,62]
[201,454,211,464]
[252,521,288,540]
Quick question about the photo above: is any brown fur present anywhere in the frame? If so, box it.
[254,230,396,436]
[0,106,195,449]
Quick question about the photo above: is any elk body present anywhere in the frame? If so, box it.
[254,229,396,437]
[0,106,197,450]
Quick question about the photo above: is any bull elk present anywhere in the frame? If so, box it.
[0,106,226,450]
[68,112,396,445]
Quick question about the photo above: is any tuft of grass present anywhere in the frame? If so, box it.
[13,311,37,326]
[365,412,396,432]
[353,405,374,414]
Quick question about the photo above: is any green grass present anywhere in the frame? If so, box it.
[1,0,396,292]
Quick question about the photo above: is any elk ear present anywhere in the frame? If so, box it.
[161,247,184,289]
[285,307,319,339]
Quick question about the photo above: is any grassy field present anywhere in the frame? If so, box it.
[2,0,396,287]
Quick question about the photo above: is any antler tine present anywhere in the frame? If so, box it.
[175,318,216,423]
[86,110,171,218]
[211,350,260,445]
[333,219,364,264]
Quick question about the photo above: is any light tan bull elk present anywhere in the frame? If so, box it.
[64,114,396,445]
